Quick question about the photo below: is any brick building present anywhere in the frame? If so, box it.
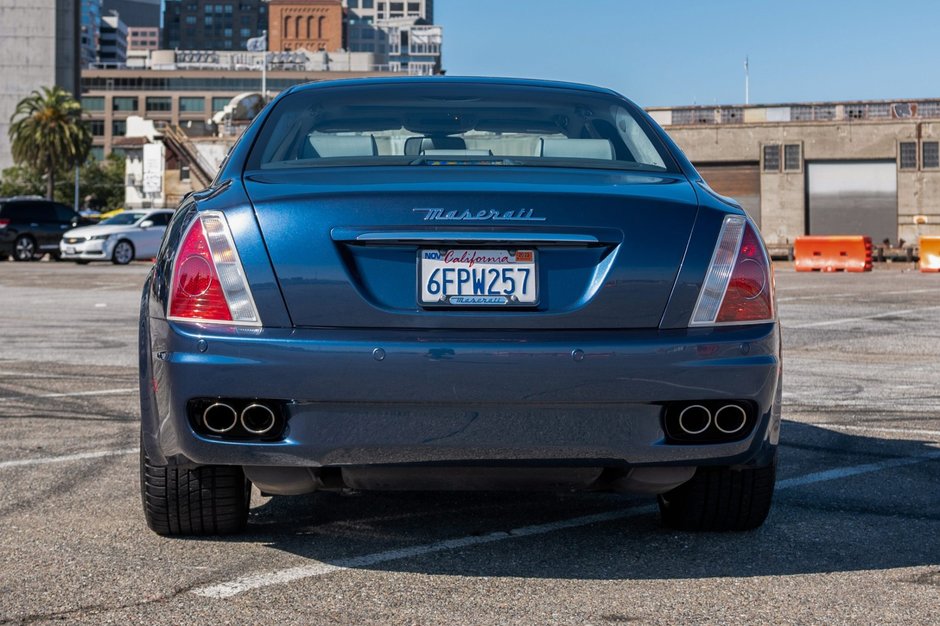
[268,0,343,52]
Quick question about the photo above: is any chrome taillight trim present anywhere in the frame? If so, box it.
[689,215,747,327]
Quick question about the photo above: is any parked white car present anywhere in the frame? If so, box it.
[59,210,174,265]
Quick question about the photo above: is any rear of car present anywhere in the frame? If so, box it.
[0,198,81,261]
[139,78,781,536]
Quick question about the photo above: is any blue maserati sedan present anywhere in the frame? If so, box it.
[139,77,780,536]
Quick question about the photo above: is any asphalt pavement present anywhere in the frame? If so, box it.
[0,260,938,625]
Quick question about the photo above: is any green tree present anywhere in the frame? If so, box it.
[8,86,91,200]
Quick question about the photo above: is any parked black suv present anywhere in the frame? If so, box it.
[0,197,86,261]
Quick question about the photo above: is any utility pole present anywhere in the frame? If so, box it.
[261,30,268,102]
[744,56,750,105]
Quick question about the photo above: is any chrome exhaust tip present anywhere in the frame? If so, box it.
[203,402,238,434]
[678,404,712,435]
[240,403,276,435]
[714,404,748,434]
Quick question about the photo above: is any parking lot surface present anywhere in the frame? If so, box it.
[0,261,938,625]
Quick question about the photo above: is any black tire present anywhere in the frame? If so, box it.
[657,452,776,531]
[13,235,37,261]
[140,445,250,536]
[112,239,135,265]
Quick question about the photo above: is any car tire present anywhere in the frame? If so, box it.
[111,239,135,265]
[13,235,37,261]
[140,445,250,536]
[657,452,776,531]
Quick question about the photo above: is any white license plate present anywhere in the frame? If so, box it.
[65,247,76,254]
[419,249,537,306]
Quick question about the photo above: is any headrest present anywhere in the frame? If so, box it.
[539,138,615,160]
[305,135,378,158]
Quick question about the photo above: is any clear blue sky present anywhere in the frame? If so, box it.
[436,0,940,107]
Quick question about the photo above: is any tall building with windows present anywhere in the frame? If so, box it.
[162,0,268,50]
[343,0,441,75]
[103,0,160,26]
[268,0,343,52]
[81,0,103,66]
[1,0,81,170]
[99,12,129,67]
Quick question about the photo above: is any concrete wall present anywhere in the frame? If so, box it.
[0,0,78,171]
[665,120,940,244]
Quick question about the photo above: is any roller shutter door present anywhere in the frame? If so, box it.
[696,164,761,227]
[807,162,897,244]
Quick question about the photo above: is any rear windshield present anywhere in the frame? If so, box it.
[245,83,676,173]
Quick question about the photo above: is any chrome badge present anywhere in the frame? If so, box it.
[414,208,546,222]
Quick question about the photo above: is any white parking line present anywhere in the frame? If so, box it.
[191,450,940,599]
[812,424,940,438]
[0,447,139,469]
[0,387,136,401]
[785,305,940,329]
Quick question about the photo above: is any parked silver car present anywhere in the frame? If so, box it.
[59,210,174,264]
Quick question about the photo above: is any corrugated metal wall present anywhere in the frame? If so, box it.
[807,162,897,244]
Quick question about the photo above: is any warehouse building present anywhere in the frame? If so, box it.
[649,100,940,246]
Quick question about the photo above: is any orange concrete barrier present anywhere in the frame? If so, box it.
[794,236,873,272]
[919,236,940,272]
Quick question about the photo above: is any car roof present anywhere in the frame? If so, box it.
[285,76,623,99]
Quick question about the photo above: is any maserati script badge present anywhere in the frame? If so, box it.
[414,208,546,222]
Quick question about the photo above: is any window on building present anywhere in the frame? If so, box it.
[179,97,205,112]
[923,141,940,169]
[185,15,196,24]
[918,102,940,118]
[112,120,126,135]
[212,97,230,112]
[899,142,917,169]
[88,120,105,136]
[719,108,743,124]
[205,16,213,25]
[146,96,172,112]
[112,97,138,112]
[349,0,358,6]
[89,146,104,161]
[784,144,802,171]
[763,145,781,171]
[362,0,374,7]
[82,96,104,111]
[845,104,866,120]
[180,164,191,182]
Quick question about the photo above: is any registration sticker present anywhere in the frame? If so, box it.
[418,249,538,306]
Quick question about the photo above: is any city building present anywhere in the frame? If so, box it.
[128,27,161,52]
[103,0,160,26]
[648,99,940,245]
[268,0,343,52]
[343,0,441,74]
[99,12,129,67]
[162,0,268,51]
[80,0,103,67]
[0,0,81,171]
[80,56,401,160]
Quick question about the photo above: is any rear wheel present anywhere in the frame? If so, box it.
[657,452,776,531]
[13,235,37,261]
[140,445,250,536]
[112,239,135,265]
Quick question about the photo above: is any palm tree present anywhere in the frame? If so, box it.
[9,86,91,199]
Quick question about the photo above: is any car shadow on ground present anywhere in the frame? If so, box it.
[220,421,939,581]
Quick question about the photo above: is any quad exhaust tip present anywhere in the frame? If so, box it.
[240,403,277,435]
[677,404,711,435]
[714,404,748,434]
[203,402,238,434]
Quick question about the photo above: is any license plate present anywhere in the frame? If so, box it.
[419,249,537,306]
[65,247,76,254]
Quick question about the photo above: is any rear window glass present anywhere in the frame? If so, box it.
[246,83,675,173]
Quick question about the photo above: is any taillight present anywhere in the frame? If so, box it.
[689,215,774,326]
[0,218,9,229]
[167,211,261,326]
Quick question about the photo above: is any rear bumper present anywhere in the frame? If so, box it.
[141,315,782,471]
